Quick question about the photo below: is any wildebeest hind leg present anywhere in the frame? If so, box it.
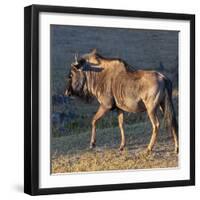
[147,109,160,152]
[90,105,108,149]
[117,110,125,151]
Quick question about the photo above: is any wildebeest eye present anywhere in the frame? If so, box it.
[78,58,86,66]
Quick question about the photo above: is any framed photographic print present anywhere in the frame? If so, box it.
[24,4,195,195]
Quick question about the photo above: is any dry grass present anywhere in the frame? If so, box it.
[52,148,178,173]
[51,123,178,174]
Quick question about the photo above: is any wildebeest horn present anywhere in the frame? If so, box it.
[74,53,78,64]
[71,53,79,68]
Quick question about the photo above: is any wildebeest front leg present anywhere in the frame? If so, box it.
[90,105,108,149]
[118,110,126,151]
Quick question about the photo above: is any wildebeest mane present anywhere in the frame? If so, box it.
[74,80,94,103]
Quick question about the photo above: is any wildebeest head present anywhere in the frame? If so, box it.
[64,50,103,98]
[64,53,89,98]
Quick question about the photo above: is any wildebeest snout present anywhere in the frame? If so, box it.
[64,88,71,96]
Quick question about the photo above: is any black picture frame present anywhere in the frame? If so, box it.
[24,4,195,196]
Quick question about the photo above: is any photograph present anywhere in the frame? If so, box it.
[50,25,179,174]
[24,5,195,195]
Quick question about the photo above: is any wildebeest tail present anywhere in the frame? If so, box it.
[163,78,178,135]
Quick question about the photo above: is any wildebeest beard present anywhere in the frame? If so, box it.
[78,80,93,103]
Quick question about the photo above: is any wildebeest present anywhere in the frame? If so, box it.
[64,49,178,153]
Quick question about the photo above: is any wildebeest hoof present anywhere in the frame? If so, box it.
[119,145,125,151]
[89,143,96,149]
[146,148,152,155]
[174,147,179,154]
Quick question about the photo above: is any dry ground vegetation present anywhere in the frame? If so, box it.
[52,132,178,174]
[50,26,179,173]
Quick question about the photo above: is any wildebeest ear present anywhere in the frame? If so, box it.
[82,63,104,72]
